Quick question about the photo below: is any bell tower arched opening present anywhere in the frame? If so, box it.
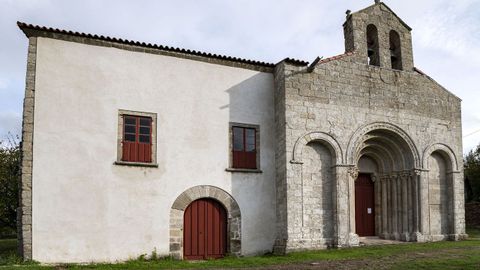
[389,30,403,70]
[367,24,380,66]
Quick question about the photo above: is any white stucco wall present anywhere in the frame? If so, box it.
[32,37,276,263]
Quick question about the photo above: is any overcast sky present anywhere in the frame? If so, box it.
[1,0,479,153]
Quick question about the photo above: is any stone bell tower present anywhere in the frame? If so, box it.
[343,1,415,71]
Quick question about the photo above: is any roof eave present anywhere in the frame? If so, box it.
[17,21,276,70]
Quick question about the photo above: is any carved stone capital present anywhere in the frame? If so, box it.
[380,174,390,182]
[390,173,399,181]
[411,168,422,177]
[348,166,359,180]
[400,171,410,181]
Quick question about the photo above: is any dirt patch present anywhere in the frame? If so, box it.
[228,246,480,270]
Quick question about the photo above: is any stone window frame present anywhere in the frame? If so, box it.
[114,109,158,167]
[226,122,262,173]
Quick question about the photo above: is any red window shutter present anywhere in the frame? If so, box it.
[122,115,152,163]
[244,152,256,169]
[232,151,244,168]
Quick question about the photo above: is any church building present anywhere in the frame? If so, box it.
[18,1,467,263]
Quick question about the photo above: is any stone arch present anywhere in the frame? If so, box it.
[169,185,241,259]
[422,143,459,172]
[423,143,458,238]
[291,131,343,164]
[346,122,420,168]
[359,150,389,173]
[358,141,396,172]
[358,134,408,170]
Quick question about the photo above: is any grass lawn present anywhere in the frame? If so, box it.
[1,229,479,269]
[467,226,480,239]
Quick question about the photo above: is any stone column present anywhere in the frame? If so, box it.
[419,170,429,241]
[410,169,423,241]
[451,171,467,240]
[391,174,399,240]
[396,174,402,239]
[347,166,359,246]
[381,175,389,239]
[387,175,392,237]
[333,165,354,247]
[407,171,413,239]
[401,172,409,241]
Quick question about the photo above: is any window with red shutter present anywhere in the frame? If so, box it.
[122,115,152,163]
[232,126,257,169]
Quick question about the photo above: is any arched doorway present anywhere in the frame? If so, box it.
[184,199,227,260]
[169,185,241,259]
[347,123,421,241]
[355,173,375,236]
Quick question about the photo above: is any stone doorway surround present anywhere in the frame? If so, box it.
[169,185,241,259]
[348,123,467,243]
[347,122,422,242]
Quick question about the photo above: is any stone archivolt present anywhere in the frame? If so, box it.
[346,122,421,169]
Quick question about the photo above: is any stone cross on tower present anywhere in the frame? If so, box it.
[375,0,380,4]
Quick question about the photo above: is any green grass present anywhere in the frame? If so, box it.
[0,238,23,266]
[467,226,480,238]
[1,238,480,269]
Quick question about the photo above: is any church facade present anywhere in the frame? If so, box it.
[18,1,467,263]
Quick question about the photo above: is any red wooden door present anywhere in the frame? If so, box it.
[355,173,375,236]
[184,199,227,260]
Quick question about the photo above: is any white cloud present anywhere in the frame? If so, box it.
[414,1,480,66]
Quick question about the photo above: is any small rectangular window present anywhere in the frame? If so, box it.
[122,115,152,163]
[232,125,257,169]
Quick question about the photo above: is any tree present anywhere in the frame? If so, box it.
[464,143,480,202]
[0,134,20,235]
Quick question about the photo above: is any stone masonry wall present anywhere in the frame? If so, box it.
[274,2,464,251]
[344,3,414,71]
[301,142,334,243]
[428,153,450,236]
[18,36,36,260]
[276,54,464,248]
[283,56,462,164]
[273,63,288,253]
